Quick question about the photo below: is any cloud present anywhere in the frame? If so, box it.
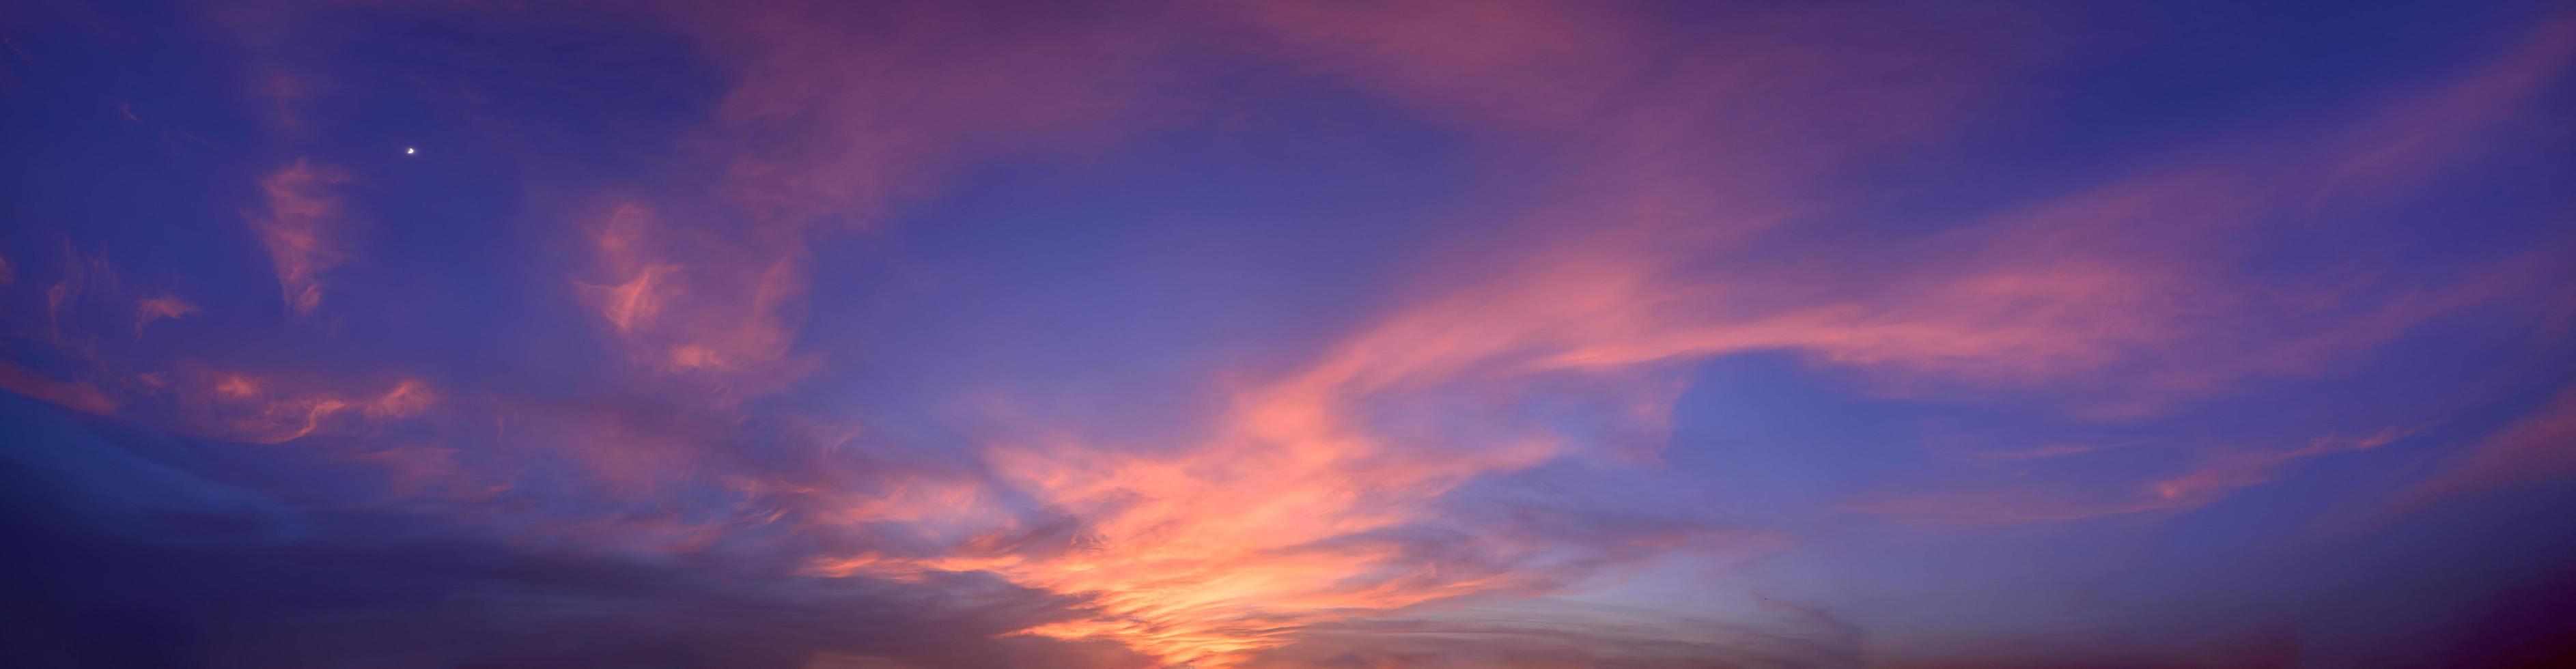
[546,1,1198,402]
[248,158,354,315]
[1236,599,1861,668]
[756,3,2573,664]
[787,282,1787,665]
[31,242,120,343]
[2318,13,2576,196]
[574,202,809,387]
[667,1,1191,229]
[131,295,197,341]
[0,358,120,416]
[183,373,437,444]
[2396,383,2576,511]
[1845,429,2418,524]
[3,1,2571,667]
[0,395,1143,669]
[1958,443,2129,463]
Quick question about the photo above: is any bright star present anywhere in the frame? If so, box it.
[404,147,417,155]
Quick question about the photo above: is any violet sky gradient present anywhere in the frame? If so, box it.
[4,1,2576,668]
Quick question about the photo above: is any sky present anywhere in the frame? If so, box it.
[3,1,2575,667]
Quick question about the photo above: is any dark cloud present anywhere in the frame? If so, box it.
[1237,603,1862,669]
[0,395,1142,669]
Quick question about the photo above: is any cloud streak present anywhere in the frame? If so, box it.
[131,295,196,341]
[249,158,353,315]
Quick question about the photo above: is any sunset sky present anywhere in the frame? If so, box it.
[5,1,2576,667]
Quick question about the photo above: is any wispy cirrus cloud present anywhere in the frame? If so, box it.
[2396,382,2576,511]
[574,201,809,385]
[132,294,196,341]
[765,3,2576,664]
[249,158,353,315]
[757,4,2060,664]
[1850,429,2416,524]
[188,372,436,444]
[0,358,119,415]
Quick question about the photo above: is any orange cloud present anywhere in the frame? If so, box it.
[869,14,2576,663]
[757,6,2576,665]
[792,287,1720,664]
[794,250,1794,665]
[62,3,2550,667]
[250,158,353,314]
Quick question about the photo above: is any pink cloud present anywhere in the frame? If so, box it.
[546,1,1199,402]
[766,4,2576,663]
[681,1,1172,227]
[573,201,810,393]
[1957,442,2129,463]
[2146,429,2413,505]
[2319,14,2576,197]
[132,294,197,341]
[13,3,2553,667]
[346,444,512,502]
[249,158,354,314]
[0,358,120,416]
[2396,384,2576,511]
[1846,430,2412,524]
[186,372,438,444]
[750,16,2052,641]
